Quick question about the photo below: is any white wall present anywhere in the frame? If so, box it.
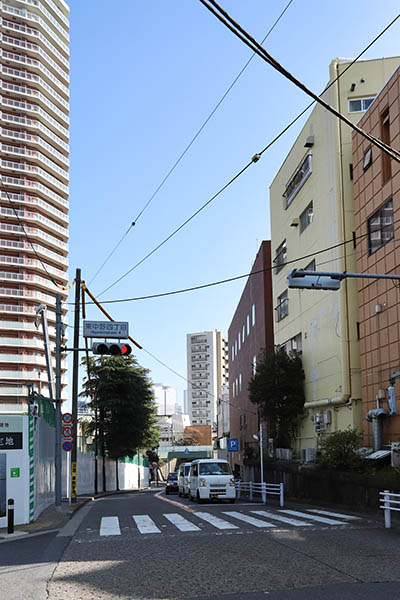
[34,415,55,520]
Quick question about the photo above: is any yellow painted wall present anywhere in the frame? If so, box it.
[269,57,400,455]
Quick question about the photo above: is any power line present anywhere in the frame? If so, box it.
[88,1,294,287]
[200,0,400,162]
[82,217,399,306]
[97,13,400,298]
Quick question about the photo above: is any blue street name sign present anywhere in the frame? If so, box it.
[227,438,239,452]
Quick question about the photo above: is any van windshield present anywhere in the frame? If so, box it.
[199,463,232,475]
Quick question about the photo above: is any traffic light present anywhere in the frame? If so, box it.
[92,342,132,356]
[287,269,342,290]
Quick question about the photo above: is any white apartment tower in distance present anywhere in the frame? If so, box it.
[186,330,229,428]
[0,0,69,404]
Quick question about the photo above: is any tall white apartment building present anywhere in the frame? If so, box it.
[186,330,229,428]
[0,0,69,404]
[152,383,177,416]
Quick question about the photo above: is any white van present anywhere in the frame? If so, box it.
[188,459,235,503]
[178,462,191,497]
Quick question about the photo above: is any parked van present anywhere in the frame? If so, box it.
[188,459,235,503]
[178,462,191,497]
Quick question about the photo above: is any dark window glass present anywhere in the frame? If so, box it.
[368,198,394,254]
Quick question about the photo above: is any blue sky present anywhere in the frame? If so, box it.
[66,0,400,407]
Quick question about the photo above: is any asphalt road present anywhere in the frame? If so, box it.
[1,490,400,599]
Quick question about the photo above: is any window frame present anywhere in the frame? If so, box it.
[283,153,312,207]
[300,201,313,233]
[367,197,394,255]
[348,96,375,113]
[274,240,287,274]
[276,290,289,322]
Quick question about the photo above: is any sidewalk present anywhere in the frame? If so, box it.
[0,488,154,539]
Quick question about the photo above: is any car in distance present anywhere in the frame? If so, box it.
[178,462,191,497]
[165,471,179,495]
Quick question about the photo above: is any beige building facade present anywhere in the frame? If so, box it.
[269,57,400,456]
[0,0,70,406]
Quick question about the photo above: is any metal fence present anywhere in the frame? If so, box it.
[380,490,400,528]
[235,481,284,507]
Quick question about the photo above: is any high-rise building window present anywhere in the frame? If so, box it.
[300,202,313,233]
[274,240,287,274]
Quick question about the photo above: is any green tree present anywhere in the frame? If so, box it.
[248,347,305,448]
[81,355,159,488]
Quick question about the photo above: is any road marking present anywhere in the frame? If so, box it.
[251,510,313,527]
[163,513,201,532]
[279,509,347,525]
[193,512,238,530]
[223,511,276,528]
[132,515,161,534]
[100,516,121,536]
[307,509,360,520]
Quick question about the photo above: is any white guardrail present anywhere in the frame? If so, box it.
[380,490,400,528]
[235,481,284,507]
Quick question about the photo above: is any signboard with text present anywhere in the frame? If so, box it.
[83,320,129,339]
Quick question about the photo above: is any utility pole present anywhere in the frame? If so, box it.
[55,293,62,506]
[71,268,81,502]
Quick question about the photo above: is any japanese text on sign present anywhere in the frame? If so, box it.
[0,432,22,449]
[83,321,129,339]
[71,461,77,498]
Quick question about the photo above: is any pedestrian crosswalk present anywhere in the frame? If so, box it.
[97,507,363,538]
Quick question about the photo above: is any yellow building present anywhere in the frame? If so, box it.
[269,57,400,458]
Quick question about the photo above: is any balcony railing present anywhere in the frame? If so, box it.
[0,206,68,238]
[2,34,69,83]
[0,253,67,280]
[1,19,69,70]
[0,174,69,208]
[0,192,68,224]
[1,80,69,126]
[1,146,69,182]
[1,65,69,109]
[1,98,70,143]
[1,49,69,97]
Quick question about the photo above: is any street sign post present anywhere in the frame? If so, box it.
[227,438,239,452]
[83,320,129,339]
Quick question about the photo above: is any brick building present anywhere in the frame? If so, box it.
[228,241,274,478]
[352,64,400,447]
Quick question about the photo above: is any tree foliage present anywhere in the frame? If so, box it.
[248,347,305,448]
[318,428,363,471]
[81,355,159,460]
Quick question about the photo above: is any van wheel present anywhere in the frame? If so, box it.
[196,492,202,504]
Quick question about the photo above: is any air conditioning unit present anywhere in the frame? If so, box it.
[301,448,316,463]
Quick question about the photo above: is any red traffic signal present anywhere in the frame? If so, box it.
[92,342,132,356]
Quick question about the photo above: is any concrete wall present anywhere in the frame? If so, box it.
[62,451,150,496]
[34,415,55,520]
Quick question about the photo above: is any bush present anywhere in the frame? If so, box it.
[318,428,363,471]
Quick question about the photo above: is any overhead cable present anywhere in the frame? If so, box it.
[87,1,294,287]
[97,12,400,298]
[199,0,400,162]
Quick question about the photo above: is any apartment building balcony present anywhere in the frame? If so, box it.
[1,48,69,99]
[1,64,69,112]
[191,364,209,371]
[1,158,69,196]
[0,253,68,282]
[1,191,69,225]
[0,206,69,240]
[2,4,69,56]
[40,0,69,30]
[1,99,70,145]
[0,78,69,127]
[1,17,69,70]
[0,173,68,209]
[0,271,68,295]
[0,352,47,366]
[1,33,70,84]
[0,336,52,350]
[0,304,60,325]
[0,365,67,380]
[0,319,67,339]
[1,144,69,183]
[0,237,68,268]
[0,222,68,254]
[13,0,70,45]
[0,287,65,309]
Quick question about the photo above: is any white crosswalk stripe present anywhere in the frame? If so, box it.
[222,511,276,528]
[307,509,360,520]
[132,515,161,534]
[279,509,347,525]
[193,511,238,530]
[163,513,201,532]
[100,516,121,536]
[251,510,312,527]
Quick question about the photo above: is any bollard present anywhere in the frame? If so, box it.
[384,490,391,529]
[262,482,266,504]
[237,480,241,499]
[249,481,253,502]
[280,482,284,507]
[7,498,14,534]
